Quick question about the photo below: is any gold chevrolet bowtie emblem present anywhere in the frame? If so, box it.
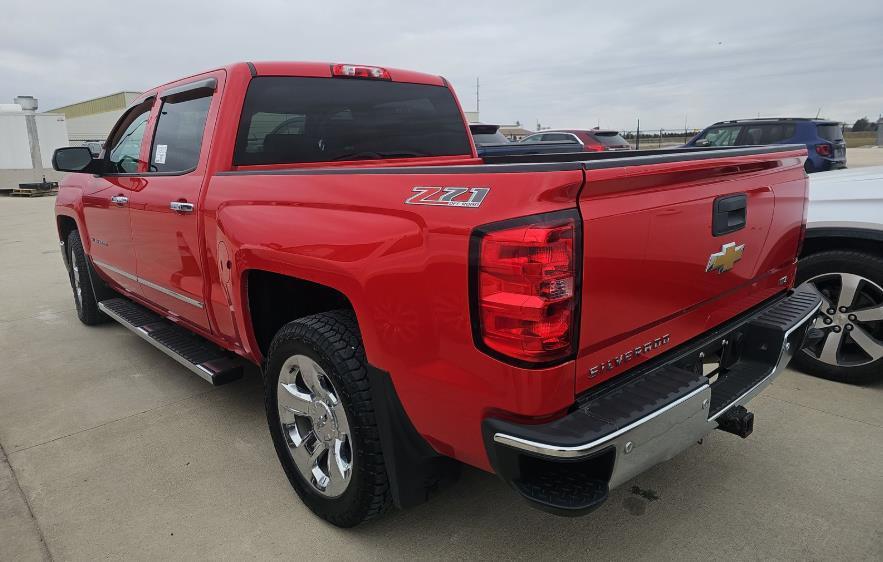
[706,242,744,273]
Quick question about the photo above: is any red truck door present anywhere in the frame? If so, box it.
[82,100,155,295]
[127,76,220,331]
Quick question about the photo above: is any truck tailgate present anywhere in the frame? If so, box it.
[575,147,807,393]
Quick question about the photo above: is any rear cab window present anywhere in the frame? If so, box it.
[234,77,472,166]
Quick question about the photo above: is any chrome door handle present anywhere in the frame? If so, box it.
[170,201,195,213]
[110,195,128,206]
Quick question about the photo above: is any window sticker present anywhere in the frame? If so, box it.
[155,144,168,164]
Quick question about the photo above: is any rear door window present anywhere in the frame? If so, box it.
[761,124,795,143]
[519,134,544,143]
[817,123,844,142]
[234,77,471,165]
[541,133,579,143]
[741,124,796,145]
[150,91,212,173]
[742,126,765,145]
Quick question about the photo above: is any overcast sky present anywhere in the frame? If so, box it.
[2,1,881,131]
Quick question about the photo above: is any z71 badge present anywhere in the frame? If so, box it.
[405,186,490,208]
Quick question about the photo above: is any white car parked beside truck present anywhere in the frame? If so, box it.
[796,166,883,383]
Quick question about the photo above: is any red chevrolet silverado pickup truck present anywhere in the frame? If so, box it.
[52,61,821,527]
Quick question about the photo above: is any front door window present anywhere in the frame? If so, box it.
[107,104,152,173]
[698,126,741,147]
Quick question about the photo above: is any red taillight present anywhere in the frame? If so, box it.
[584,145,606,152]
[331,64,391,80]
[815,143,832,156]
[471,211,581,365]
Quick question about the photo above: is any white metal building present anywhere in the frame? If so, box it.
[0,96,69,190]
[46,91,142,144]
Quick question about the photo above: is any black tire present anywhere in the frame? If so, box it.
[66,231,107,325]
[264,310,390,527]
[793,250,883,384]
[803,159,816,174]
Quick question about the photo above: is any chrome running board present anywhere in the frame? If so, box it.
[98,298,243,385]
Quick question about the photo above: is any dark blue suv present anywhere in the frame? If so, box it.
[686,118,846,172]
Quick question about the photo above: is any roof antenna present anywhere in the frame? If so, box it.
[815,107,822,119]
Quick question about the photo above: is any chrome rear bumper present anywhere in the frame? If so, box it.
[483,286,822,515]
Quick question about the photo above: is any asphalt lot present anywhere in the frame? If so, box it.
[2,155,882,560]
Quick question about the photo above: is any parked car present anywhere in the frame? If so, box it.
[52,61,817,527]
[686,118,847,173]
[519,129,632,151]
[795,166,883,383]
[469,123,510,146]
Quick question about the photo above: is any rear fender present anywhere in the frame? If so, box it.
[204,169,584,470]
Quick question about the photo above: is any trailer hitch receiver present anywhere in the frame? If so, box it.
[715,405,754,438]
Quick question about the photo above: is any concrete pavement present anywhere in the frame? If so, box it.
[845,147,883,168]
[0,196,881,561]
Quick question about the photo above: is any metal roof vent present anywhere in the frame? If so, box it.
[14,96,38,112]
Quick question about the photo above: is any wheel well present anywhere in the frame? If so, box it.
[57,216,77,244]
[802,235,883,259]
[57,216,78,267]
[246,270,354,357]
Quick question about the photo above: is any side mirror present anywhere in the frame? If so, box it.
[52,147,102,174]
[694,139,711,147]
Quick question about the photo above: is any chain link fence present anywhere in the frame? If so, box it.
[618,129,702,149]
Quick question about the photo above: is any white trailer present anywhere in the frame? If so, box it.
[0,96,69,191]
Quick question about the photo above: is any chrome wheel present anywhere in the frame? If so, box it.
[276,354,353,498]
[71,259,83,306]
[802,272,883,367]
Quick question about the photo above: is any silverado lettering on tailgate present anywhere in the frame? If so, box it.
[589,334,671,378]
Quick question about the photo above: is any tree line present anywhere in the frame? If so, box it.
[851,117,879,132]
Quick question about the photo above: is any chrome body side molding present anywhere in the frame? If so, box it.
[92,259,204,308]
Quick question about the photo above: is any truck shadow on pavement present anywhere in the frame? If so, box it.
[162,362,879,560]
[215,367,681,557]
